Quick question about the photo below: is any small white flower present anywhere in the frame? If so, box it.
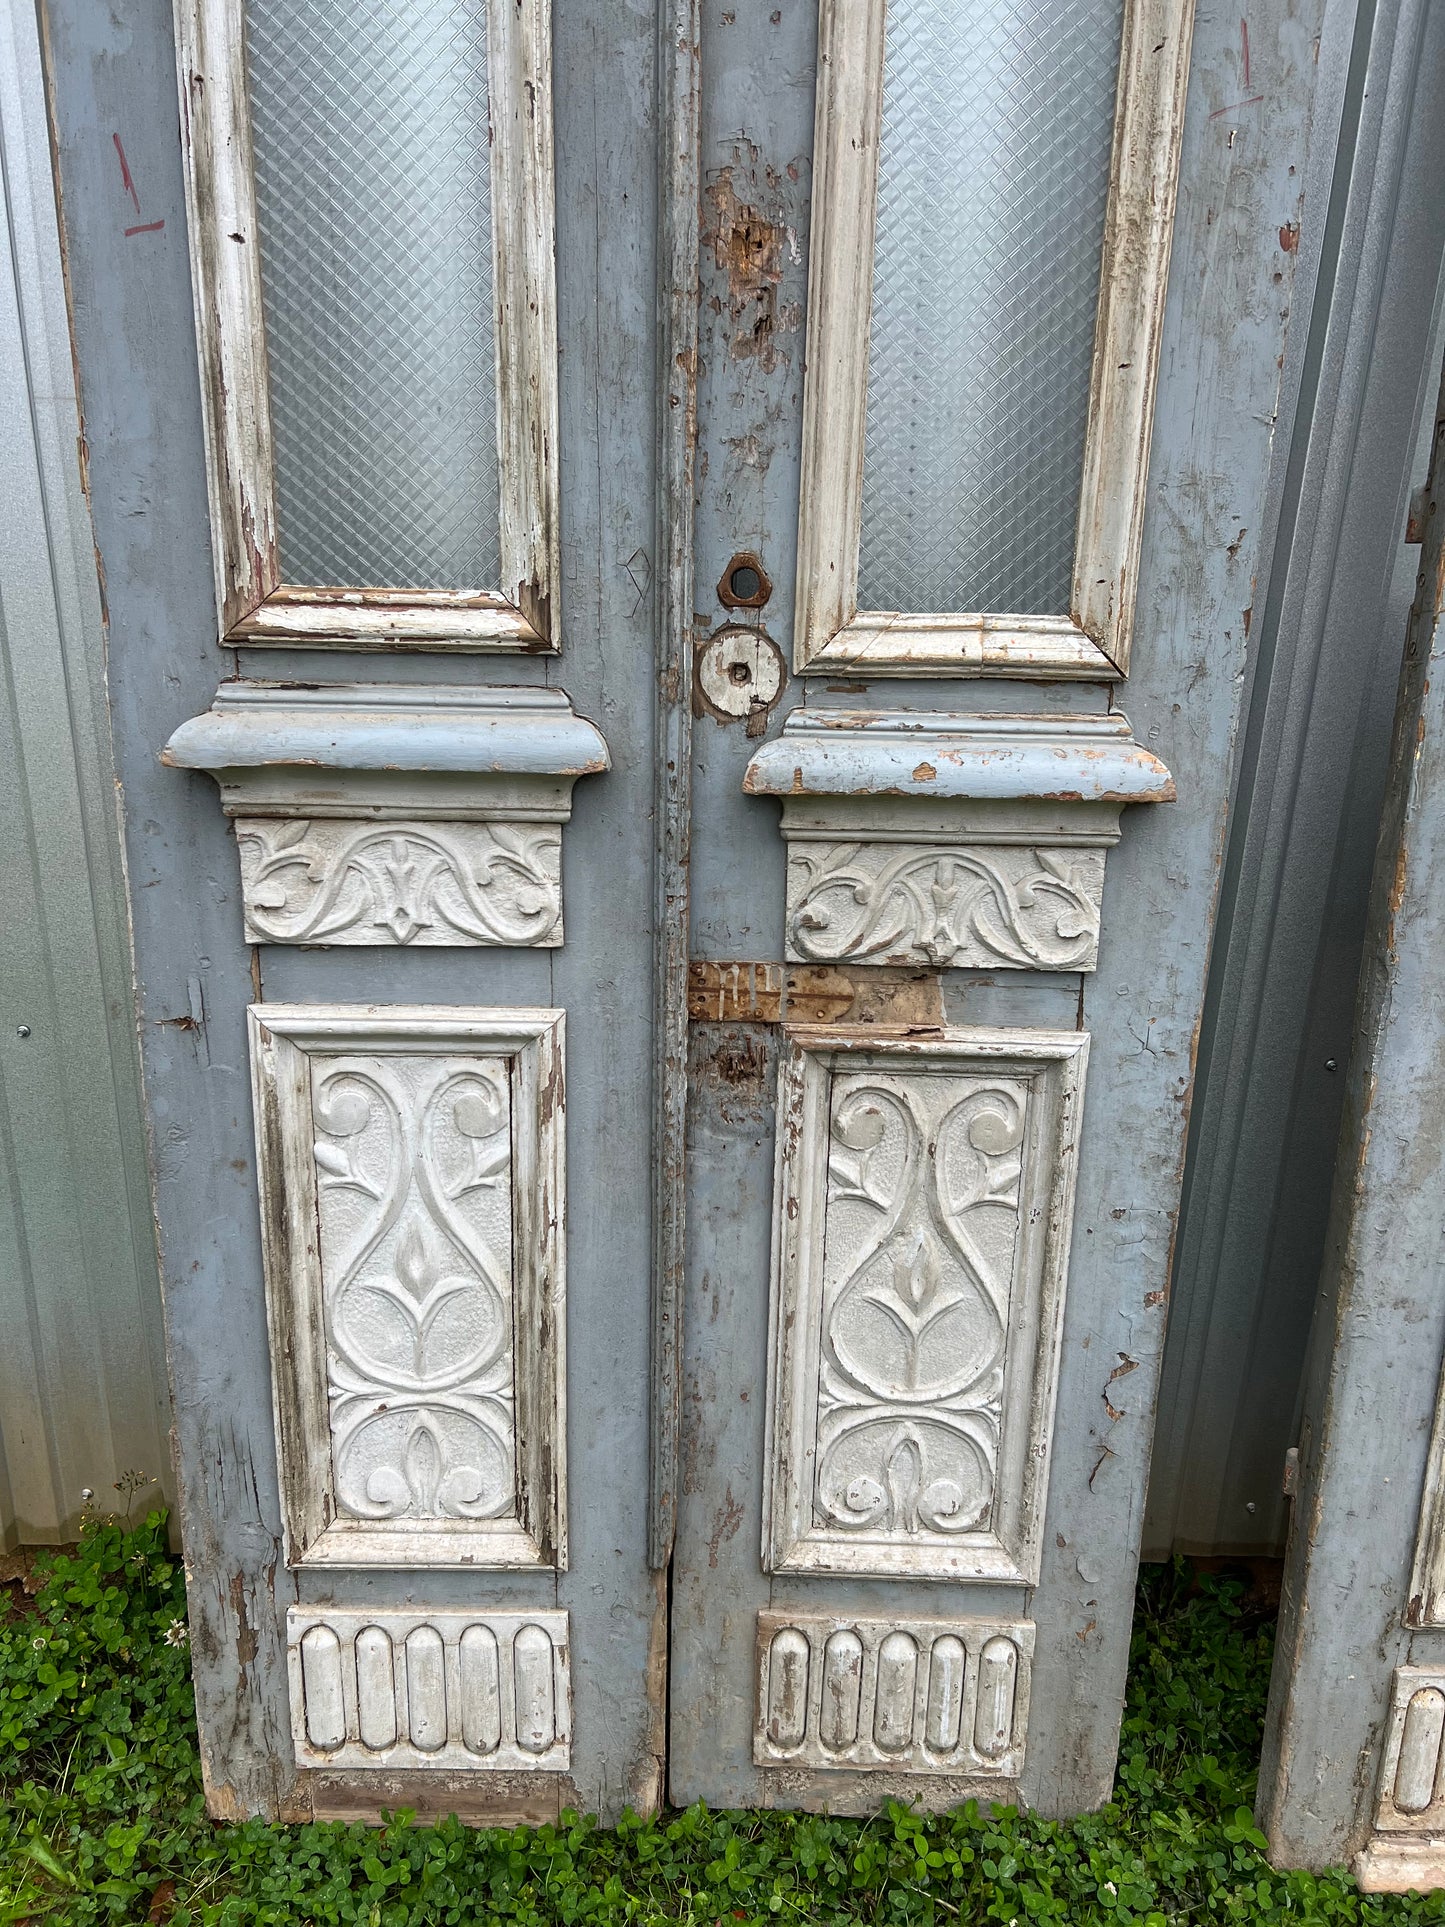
[164,1618,189,1647]
[1105,1882,1118,1896]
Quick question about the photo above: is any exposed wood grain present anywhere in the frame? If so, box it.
[671,0,1329,1818]
[1255,17,1445,1854]
[172,0,278,633]
[1074,0,1198,671]
[232,588,545,651]
[791,0,885,670]
[649,0,701,1571]
[490,0,561,643]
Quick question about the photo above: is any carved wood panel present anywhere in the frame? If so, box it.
[237,820,563,946]
[764,1027,1088,1585]
[288,1608,571,1772]
[784,841,1106,970]
[249,1006,565,1569]
[754,1611,1032,1778]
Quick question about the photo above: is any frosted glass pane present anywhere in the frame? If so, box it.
[245,0,501,590]
[857,0,1125,616]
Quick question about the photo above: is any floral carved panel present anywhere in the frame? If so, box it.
[236,820,563,947]
[249,1006,565,1570]
[764,1028,1087,1585]
[784,842,1105,970]
[311,1052,518,1530]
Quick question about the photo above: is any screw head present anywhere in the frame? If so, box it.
[1324,1058,1338,1072]
[15,1025,30,1039]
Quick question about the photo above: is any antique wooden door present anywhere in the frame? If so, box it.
[44,0,1326,1825]
[662,0,1328,1816]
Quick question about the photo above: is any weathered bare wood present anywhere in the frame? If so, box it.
[649,0,701,1570]
[671,0,1329,1817]
[231,589,545,651]
[1073,0,1197,669]
[791,0,886,670]
[172,0,279,633]
[51,0,669,1823]
[489,0,561,642]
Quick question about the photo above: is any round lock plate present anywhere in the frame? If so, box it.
[696,627,786,722]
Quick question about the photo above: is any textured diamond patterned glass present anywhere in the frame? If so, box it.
[245,0,500,590]
[857,0,1126,616]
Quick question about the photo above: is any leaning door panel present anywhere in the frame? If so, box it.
[670,0,1327,1814]
[46,0,663,1823]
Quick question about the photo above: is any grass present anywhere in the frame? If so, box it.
[1,1511,1442,1925]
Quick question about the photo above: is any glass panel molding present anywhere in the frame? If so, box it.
[857,0,1126,616]
[245,0,501,590]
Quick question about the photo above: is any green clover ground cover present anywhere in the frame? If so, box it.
[2,1512,1442,1925]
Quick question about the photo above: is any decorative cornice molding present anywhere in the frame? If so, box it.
[746,711,1172,972]
[743,709,1175,804]
[165,683,608,946]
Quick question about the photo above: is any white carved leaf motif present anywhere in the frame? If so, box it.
[238,819,562,946]
[786,843,1103,969]
[813,1074,1027,1546]
[310,1055,517,1525]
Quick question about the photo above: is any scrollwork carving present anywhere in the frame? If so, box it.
[236,819,562,946]
[765,1030,1087,1583]
[813,1075,1027,1548]
[311,1055,517,1527]
[784,841,1105,970]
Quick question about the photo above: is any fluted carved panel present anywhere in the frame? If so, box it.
[784,841,1105,969]
[764,1029,1087,1584]
[287,1608,571,1772]
[250,1006,565,1569]
[754,1612,1032,1777]
[237,820,562,947]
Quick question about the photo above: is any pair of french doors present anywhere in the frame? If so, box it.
[44,0,1321,1821]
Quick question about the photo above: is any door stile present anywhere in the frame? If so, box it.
[649,0,703,1573]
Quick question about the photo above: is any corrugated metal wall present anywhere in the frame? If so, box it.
[0,0,173,1546]
[1144,0,1445,1557]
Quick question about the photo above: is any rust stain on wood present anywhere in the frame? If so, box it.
[687,959,945,1029]
[702,142,791,371]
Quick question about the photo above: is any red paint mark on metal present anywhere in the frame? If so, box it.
[113,132,142,215]
[1208,93,1265,119]
[124,220,166,239]
[1240,18,1251,86]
